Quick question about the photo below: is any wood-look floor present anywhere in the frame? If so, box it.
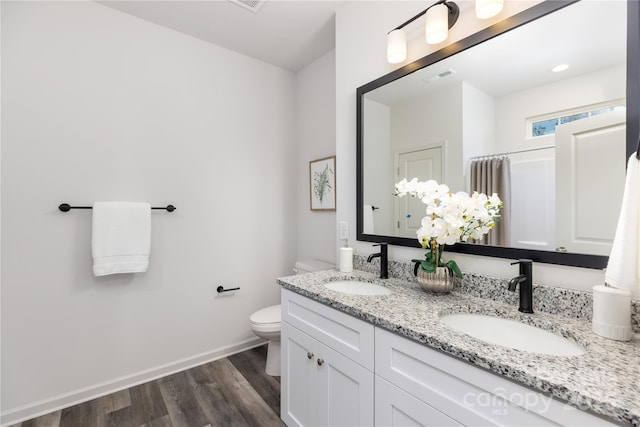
[11,345,285,427]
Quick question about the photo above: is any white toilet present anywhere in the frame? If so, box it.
[249,259,335,376]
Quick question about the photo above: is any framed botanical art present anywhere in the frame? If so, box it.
[309,156,336,211]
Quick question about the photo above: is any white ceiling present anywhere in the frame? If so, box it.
[99,0,344,72]
[98,0,627,83]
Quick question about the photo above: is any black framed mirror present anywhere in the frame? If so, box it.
[357,0,639,269]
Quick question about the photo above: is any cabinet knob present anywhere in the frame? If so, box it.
[307,352,314,360]
[317,358,324,366]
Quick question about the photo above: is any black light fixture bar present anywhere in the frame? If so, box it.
[390,0,460,32]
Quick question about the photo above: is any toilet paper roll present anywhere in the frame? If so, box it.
[592,285,631,341]
[339,247,353,273]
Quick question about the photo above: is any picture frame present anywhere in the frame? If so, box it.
[309,156,336,211]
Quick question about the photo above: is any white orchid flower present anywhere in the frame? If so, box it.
[395,178,502,249]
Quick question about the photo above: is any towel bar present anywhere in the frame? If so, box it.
[59,203,176,212]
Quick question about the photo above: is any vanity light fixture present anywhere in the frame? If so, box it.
[475,0,504,19]
[386,0,460,64]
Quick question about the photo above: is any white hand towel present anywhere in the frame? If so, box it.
[92,202,151,277]
[605,154,640,299]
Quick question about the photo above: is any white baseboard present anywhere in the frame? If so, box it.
[1,337,265,426]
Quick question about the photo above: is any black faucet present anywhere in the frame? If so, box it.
[508,259,533,314]
[367,243,388,279]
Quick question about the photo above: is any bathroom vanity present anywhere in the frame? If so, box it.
[278,269,640,426]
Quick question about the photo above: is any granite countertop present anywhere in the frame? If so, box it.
[277,269,640,426]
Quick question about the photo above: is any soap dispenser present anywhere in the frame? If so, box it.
[339,238,353,273]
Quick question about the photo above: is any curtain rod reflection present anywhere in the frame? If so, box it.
[469,145,555,161]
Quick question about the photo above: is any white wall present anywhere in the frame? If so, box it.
[1,1,296,423]
[392,83,464,191]
[295,49,336,265]
[461,81,496,188]
[336,0,607,292]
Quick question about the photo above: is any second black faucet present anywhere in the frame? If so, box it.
[367,243,388,279]
[508,259,534,314]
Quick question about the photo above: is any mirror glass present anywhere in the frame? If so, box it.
[358,0,633,269]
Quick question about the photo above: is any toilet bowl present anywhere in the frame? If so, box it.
[249,305,282,376]
[249,259,334,376]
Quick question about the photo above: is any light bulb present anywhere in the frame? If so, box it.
[476,0,504,19]
[426,3,449,45]
[387,29,407,64]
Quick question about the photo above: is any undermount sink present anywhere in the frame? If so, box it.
[440,313,585,356]
[324,280,392,296]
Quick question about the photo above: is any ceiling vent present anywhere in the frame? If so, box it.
[422,68,456,84]
[228,0,266,13]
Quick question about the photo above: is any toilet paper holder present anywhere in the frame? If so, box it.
[217,286,240,293]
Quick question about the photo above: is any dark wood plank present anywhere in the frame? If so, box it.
[227,345,282,416]
[34,411,62,427]
[96,389,131,415]
[200,358,284,427]
[59,398,97,427]
[128,380,170,425]
[96,406,136,427]
[186,362,248,426]
[158,371,210,427]
[140,415,173,427]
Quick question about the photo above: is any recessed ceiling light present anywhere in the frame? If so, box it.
[552,64,570,73]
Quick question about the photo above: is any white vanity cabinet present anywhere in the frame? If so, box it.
[375,328,620,427]
[281,289,374,427]
[281,289,622,427]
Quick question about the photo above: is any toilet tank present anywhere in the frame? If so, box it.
[294,259,335,274]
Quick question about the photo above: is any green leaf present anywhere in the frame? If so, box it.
[445,260,463,278]
[420,260,437,272]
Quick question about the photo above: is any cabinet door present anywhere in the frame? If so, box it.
[317,341,374,427]
[282,289,375,370]
[282,322,318,427]
[375,376,463,427]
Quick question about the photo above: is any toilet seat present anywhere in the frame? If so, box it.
[250,305,281,333]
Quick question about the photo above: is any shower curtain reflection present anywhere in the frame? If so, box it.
[470,156,511,246]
